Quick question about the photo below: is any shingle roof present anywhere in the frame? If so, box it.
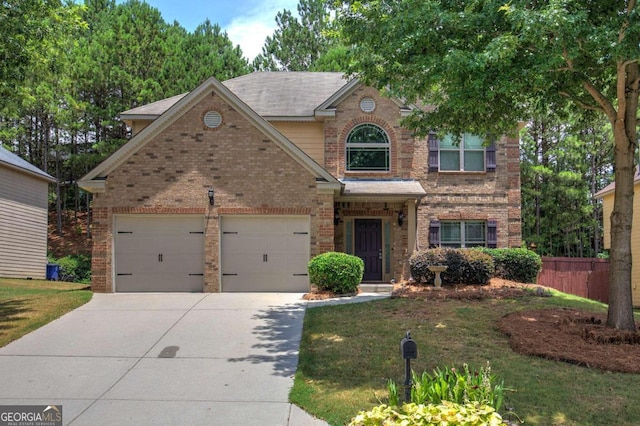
[120,72,350,119]
[0,146,55,181]
[223,72,349,117]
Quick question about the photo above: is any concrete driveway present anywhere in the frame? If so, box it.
[0,293,328,425]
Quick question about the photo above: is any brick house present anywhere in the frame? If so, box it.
[79,72,521,292]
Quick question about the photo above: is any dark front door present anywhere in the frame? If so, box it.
[355,219,382,281]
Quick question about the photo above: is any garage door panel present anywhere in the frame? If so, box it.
[117,273,203,292]
[223,272,309,292]
[115,216,203,292]
[221,216,310,292]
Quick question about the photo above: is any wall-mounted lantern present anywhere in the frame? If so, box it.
[334,208,340,226]
[208,187,215,206]
[398,211,405,227]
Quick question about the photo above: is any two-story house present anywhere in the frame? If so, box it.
[79,72,521,292]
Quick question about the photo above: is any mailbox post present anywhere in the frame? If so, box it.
[399,331,417,403]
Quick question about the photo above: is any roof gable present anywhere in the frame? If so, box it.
[79,76,340,192]
[121,72,352,122]
[0,146,55,182]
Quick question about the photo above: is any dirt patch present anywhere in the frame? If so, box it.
[307,278,640,374]
[302,286,360,300]
[48,210,92,258]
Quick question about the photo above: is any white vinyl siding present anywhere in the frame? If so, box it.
[0,167,50,279]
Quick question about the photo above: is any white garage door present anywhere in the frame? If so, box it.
[114,216,204,292]
[221,216,310,292]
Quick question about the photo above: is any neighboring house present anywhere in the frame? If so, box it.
[595,175,640,306]
[0,146,56,279]
[79,72,521,293]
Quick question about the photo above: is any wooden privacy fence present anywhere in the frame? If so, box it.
[537,257,609,304]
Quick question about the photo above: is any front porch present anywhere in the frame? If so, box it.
[332,180,426,283]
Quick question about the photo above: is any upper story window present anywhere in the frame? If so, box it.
[428,133,496,172]
[346,124,390,171]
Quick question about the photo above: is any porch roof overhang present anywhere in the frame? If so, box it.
[338,179,426,201]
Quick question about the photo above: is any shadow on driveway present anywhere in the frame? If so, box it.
[227,301,306,377]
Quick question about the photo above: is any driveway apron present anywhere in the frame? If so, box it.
[0,293,327,425]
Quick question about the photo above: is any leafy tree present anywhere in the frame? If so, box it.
[520,113,613,257]
[160,19,250,95]
[253,0,347,71]
[0,0,84,102]
[336,0,639,330]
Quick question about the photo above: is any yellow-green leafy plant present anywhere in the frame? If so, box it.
[349,401,503,426]
[387,362,505,411]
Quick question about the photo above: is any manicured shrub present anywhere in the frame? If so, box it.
[348,401,503,426]
[478,248,541,283]
[459,249,495,285]
[48,254,92,283]
[308,252,364,294]
[409,249,494,286]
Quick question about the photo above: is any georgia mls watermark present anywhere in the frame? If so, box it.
[0,405,62,426]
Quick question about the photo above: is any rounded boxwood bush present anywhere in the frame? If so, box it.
[409,248,494,286]
[308,252,364,294]
[478,248,542,283]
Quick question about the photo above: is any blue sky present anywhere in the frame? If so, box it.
[123,0,300,60]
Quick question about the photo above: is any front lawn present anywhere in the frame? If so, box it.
[0,278,92,347]
[291,287,640,425]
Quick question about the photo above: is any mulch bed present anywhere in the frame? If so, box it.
[498,308,640,373]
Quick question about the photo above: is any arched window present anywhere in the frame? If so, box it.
[345,124,390,171]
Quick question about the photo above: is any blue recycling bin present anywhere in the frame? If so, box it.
[46,264,60,281]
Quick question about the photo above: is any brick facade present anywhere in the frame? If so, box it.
[326,86,521,282]
[86,74,521,292]
[90,93,334,292]
[414,134,522,250]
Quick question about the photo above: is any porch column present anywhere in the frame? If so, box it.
[408,199,417,254]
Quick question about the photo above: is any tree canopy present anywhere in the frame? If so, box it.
[253,0,348,71]
[0,0,250,235]
[336,0,639,330]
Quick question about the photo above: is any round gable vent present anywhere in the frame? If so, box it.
[360,97,376,113]
[204,111,222,128]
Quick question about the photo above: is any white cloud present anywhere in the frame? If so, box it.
[224,0,299,62]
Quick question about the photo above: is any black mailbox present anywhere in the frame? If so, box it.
[400,332,418,359]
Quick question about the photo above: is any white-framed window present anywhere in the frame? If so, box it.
[346,124,390,171]
[441,221,486,247]
[429,220,498,248]
[428,133,496,172]
[440,134,484,171]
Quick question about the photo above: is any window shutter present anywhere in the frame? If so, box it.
[485,143,496,172]
[487,220,497,248]
[428,133,439,172]
[429,220,441,247]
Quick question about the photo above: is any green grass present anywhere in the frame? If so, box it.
[290,290,640,425]
[0,278,92,347]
